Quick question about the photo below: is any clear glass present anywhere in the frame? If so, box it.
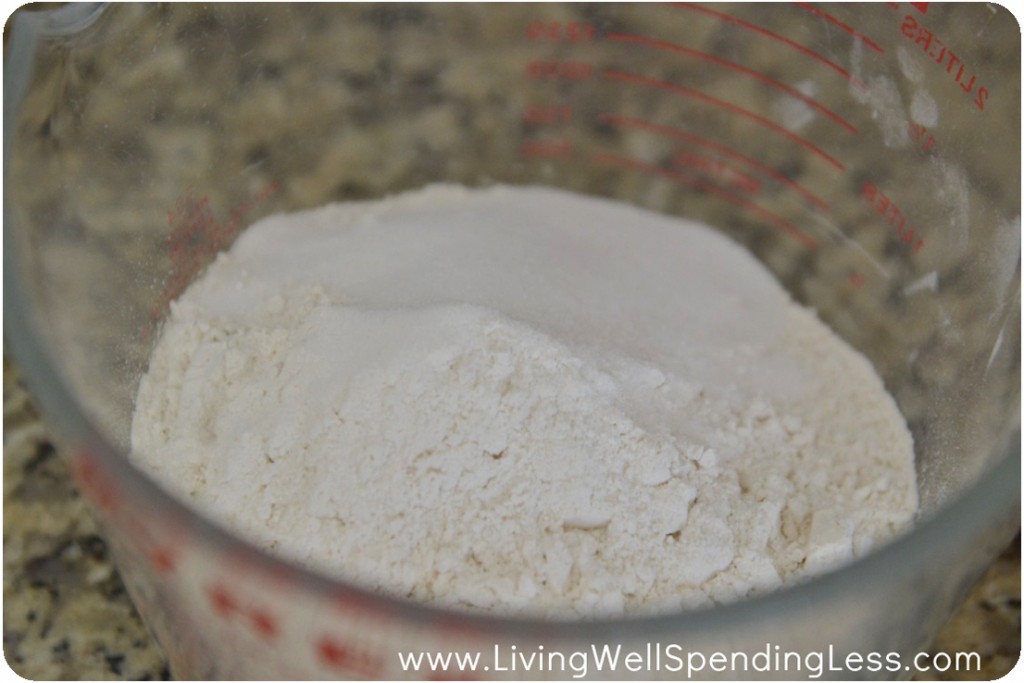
[5,3,1020,679]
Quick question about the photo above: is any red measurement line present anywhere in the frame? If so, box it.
[673,2,867,90]
[607,32,856,134]
[600,114,830,211]
[792,2,884,53]
[674,148,762,194]
[593,151,819,249]
[604,70,846,171]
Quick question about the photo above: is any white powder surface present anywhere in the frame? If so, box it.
[131,185,918,618]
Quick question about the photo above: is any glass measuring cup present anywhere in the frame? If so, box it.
[4,3,1019,679]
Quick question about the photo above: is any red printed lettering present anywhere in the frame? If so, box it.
[900,14,918,39]
[958,72,977,94]
[908,122,936,153]
[975,86,989,111]
[898,14,988,113]
[861,180,925,253]
[943,49,961,75]
[914,27,933,51]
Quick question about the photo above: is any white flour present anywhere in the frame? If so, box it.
[131,185,918,618]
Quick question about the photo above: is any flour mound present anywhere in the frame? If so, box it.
[131,185,918,618]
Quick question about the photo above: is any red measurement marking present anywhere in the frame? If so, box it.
[792,3,883,53]
[910,2,929,13]
[607,32,856,134]
[248,609,278,639]
[673,148,761,194]
[604,70,846,171]
[899,14,988,111]
[316,636,384,677]
[207,584,238,618]
[848,271,865,288]
[207,583,279,639]
[673,3,867,90]
[149,546,177,574]
[594,151,819,249]
[861,180,925,253]
[216,548,297,608]
[520,139,573,159]
[70,449,121,512]
[113,503,188,578]
[601,114,830,211]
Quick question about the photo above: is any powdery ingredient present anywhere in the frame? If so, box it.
[131,185,918,618]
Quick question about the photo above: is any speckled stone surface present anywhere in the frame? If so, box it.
[910,535,1020,681]
[4,355,169,680]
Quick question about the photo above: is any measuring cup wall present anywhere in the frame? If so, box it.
[5,3,1019,679]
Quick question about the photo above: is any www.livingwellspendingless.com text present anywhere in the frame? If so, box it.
[397,642,981,679]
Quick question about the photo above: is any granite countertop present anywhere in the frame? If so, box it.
[4,355,169,680]
[4,353,1020,679]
